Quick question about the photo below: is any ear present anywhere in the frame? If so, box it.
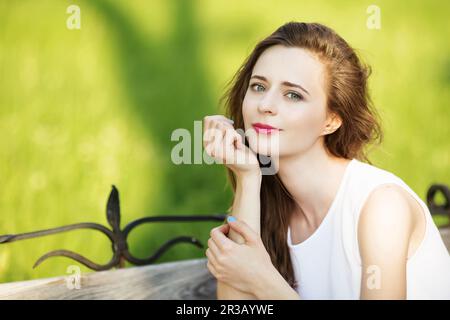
[322,112,342,135]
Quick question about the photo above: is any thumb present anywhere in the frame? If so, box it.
[226,217,258,244]
[234,133,245,151]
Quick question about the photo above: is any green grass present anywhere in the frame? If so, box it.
[0,0,449,282]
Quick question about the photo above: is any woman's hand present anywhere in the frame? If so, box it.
[203,115,260,178]
[206,218,277,295]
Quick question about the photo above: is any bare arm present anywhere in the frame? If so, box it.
[358,184,414,299]
[202,114,263,299]
[217,172,262,299]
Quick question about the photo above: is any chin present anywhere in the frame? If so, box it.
[248,136,281,158]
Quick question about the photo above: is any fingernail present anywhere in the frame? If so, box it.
[227,216,236,223]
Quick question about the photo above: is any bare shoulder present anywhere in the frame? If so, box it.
[359,183,419,223]
[358,183,417,260]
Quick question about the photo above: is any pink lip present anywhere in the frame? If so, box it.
[252,123,280,134]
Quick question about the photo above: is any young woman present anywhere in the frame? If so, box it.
[203,22,450,300]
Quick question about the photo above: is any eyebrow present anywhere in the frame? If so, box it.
[250,75,310,96]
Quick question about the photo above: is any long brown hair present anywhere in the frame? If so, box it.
[219,22,383,290]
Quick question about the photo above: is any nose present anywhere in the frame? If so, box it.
[257,92,278,115]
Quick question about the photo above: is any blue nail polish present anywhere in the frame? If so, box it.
[227,216,236,223]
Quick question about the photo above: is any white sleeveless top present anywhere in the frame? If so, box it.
[287,158,450,299]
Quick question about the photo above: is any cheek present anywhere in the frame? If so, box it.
[291,109,323,133]
[279,107,326,152]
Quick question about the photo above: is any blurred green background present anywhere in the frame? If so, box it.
[0,0,449,283]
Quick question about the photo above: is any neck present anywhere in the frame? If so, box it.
[275,140,352,228]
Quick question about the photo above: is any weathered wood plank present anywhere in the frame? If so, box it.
[0,258,217,300]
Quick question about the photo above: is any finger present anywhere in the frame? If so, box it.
[224,127,242,148]
[204,116,232,146]
[223,117,234,125]
[205,246,219,267]
[204,133,216,158]
[204,126,220,154]
[203,126,212,149]
[221,119,234,128]
[206,260,220,279]
[207,237,221,259]
[222,128,238,163]
[216,223,230,234]
[205,116,235,153]
[205,123,223,157]
[210,224,230,240]
[227,219,258,244]
[212,123,227,159]
[204,121,222,148]
[214,115,234,125]
[210,224,234,252]
[203,116,214,147]
[207,115,234,129]
[233,131,245,150]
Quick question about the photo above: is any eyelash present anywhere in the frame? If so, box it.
[250,83,304,101]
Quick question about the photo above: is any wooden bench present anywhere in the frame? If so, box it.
[0,258,216,299]
[0,228,448,300]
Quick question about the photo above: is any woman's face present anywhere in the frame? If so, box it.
[242,44,340,159]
